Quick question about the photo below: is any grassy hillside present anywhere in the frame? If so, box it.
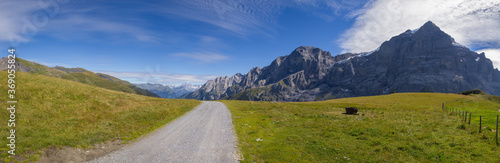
[0,58,158,97]
[445,93,500,130]
[0,71,200,162]
[223,93,500,162]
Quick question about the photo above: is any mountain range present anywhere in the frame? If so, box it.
[0,58,159,97]
[183,21,500,101]
[135,83,201,98]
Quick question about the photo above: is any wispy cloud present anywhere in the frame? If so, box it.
[291,0,367,21]
[171,52,229,63]
[96,70,219,85]
[1,0,363,46]
[0,0,163,47]
[158,0,364,37]
[339,0,500,53]
[0,0,41,44]
[158,0,282,37]
[45,14,162,43]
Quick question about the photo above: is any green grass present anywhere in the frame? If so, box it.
[13,58,158,97]
[445,94,500,132]
[223,93,500,162]
[0,72,200,162]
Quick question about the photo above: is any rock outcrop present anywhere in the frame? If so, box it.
[184,21,500,101]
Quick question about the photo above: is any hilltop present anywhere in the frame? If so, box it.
[0,58,159,97]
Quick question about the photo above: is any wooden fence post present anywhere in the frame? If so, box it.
[496,115,499,146]
[468,113,471,125]
[479,116,482,133]
[465,111,467,122]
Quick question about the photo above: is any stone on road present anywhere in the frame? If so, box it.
[87,101,239,163]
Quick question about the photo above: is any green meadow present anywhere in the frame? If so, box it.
[224,93,500,162]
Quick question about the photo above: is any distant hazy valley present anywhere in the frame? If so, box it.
[135,83,201,99]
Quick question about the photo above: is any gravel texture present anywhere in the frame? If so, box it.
[87,101,239,163]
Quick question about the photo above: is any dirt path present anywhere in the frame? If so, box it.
[86,101,239,163]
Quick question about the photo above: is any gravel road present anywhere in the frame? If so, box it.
[87,101,239,163]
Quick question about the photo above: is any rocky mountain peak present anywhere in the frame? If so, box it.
[289,46,331,61]
[412,21,455,45]
[184,21,500,101]
[418,21,441,33]
[376,21,459,60]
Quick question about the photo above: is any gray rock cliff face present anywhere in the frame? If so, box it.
[324,21,500,98]
[183,46,336,101]
[184,21,500,101]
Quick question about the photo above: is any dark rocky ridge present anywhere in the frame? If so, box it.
[183,21,500,101]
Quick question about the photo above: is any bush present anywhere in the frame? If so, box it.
[459,89,486,95]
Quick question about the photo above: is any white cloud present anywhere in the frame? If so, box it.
[95,70,218,85]
[340,0,500,53]
[171,52,229,62]
[0,0,40,44]
[477,49,500,69]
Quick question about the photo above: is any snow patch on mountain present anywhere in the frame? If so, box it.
[331,47,380,67]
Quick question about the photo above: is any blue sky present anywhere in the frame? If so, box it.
[2,0,500,85]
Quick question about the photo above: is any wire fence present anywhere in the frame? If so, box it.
[442,102,499,146]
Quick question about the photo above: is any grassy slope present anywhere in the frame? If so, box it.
[223,93,500,162]
[0,72,200,161]
[13,58,158,97]
[445,94,500,130]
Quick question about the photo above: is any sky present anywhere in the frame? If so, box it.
[1,0,499,85]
